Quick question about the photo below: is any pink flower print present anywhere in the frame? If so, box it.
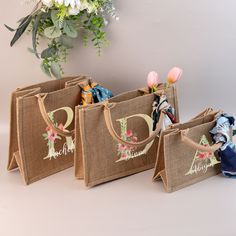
[46,126,57,135]
[47,130,57,141]
[131,136,138,142]
[46,126,51,132]
[118,143,125,151]
[45,126,58,142]
[58,123,64,131]
[124,145,131,151]
[125,130,133,138]
[121,153,127,159]
[197,152,207,159]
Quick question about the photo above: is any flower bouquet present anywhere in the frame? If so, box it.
[5,0,118,78]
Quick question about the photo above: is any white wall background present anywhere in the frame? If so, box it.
[1,0,236,126]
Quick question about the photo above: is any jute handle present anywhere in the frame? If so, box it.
[36,94,73,137]
[181,129,222,152]
[103,102,164,148]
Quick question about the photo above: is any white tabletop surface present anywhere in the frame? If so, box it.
[1,126,236,236]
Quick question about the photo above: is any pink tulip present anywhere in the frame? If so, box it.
[147,71,160,89]
[167,67,183,84]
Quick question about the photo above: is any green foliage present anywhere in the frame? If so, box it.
[4,24,15,32]
[55,3,69,26]
[59,35,74,49]
[50,62,62,79]
[41,47,57,59]
[32,13,42,58]
[7,15,32,47]
[51,10,61,29]
[83,13,107,55]
[63,20,78,38]
[44,26,62,38]
[41,61,51,77]
[5,0,117,79]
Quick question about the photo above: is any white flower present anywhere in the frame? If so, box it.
[42,0,53,7]
[68,7,80,15]
[54,0,96,13]
[55,0,81,8]
[55,0,64,5]
[65,0,74,7]
[80,1,96,13]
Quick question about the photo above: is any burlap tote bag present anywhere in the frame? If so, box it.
[8,76,89,184]
[75,85,179,187]
[153,109,223,192]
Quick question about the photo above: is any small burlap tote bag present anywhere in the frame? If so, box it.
[153,109,223,192]
[75,85,179,187]
[8,76,89,184]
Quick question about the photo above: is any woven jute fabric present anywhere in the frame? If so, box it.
[75,85,179,187]
[153,110,222,192]
[8,76,89,184]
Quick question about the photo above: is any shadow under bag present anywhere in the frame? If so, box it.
[8,76,89,184]
[75,85,179,187]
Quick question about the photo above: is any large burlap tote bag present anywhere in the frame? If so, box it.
[75,85,179,187]
[8,76,89,184]
[153,109,223,192]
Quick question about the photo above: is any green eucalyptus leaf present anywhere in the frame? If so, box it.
[63,21,78,38]
[51,10,60,29]
[44,26,62,39]
[50,62,61,79]
[41,47,57,59]
[17,17,26,23]
[4,24,15,32]
[32,14,41,58]
[40,62,51,77]
[10,15,32,47]
[59,35,73,49]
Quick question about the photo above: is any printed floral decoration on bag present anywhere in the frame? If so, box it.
[147,67,182,131]
[117,130,138,162]
[115,113,154,162]
[185,135,220,176]
[42,107,75,160]
[5,0,118,79]
[114,67,182,163]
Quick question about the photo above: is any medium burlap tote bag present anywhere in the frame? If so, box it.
[153,109,223,192]
[75,85,179,187]
[8,76,89,184]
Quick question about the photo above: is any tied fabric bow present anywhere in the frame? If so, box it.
[210,114,236,178]
[90,82,113,103]
[151,94,177,131]
[81,82,113,106]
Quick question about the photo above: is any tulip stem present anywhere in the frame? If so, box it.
[165,82,170,90]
